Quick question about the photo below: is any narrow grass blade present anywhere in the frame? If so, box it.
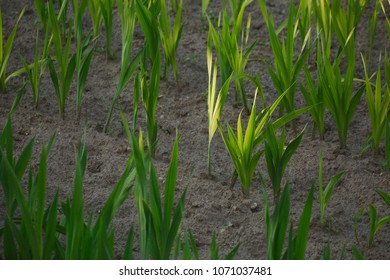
[292,185,314,259]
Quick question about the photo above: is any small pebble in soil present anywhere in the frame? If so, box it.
[250,202,259,213]
[191,201,202,208]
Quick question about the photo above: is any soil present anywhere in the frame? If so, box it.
[1,0,390,260]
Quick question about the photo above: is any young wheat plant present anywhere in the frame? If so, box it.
[362,54,390,154]
[258,0,311,119]
[87,0,103,38]
[263,183,314,260]
[20,27,50,109]
[104,0,143,133]
[47,0,76,119]
[72,0,95,121]
[207,35,232,175]
[208,0,256,113]
[159,0,183,80]
[0,6,26,91]
[100,0,115,59]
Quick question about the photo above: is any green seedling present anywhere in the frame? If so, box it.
[386,51,390,172]
[132,131,186,259]
[63,134,136,259]
[47,0,76,119]
[220,82,309,195]
[351,246,365,260]
[258,0,311,119]
[140,49,161,153]
[87,0,103,38]
[62,130,136,259]
[309,0,367,144]
[0,6,26,91]
[202,0,210,18]
[135,0,160,62]
[22,2,68,109]
[133,0,162,152]
[104,0,142,133]
[354,207,365,244]
[20,27,50,109]
[321,242,346,260]
[368,190,390,247]
[210,231,240,260]
[57,0,70,38]
[320,41,364,149]
[362,54,390,154]
[100,0,115,59]
[175,230,199,260]
[207,37,232,175]
[296,0,312,44]
[387,121,390,172]
[34,0,48,28]
[330,0,369,52]
[263,183,314,260]
[207,16,231,101]
[323,244,365,260]
[170,0,179,12]
[312,0,332,59]
[300,12,329,141]
[219,91,263,196]
[0,134,58,259]
[132,71,141,133]
[366,0,380,70]
[208,0,255,113]
[0,105,137,259]
[159,0,183,80]
[174,230,240,260]
[72,0,95,121]
[0,102,58,259]
[300,63,326,140]
[318,151,345,225]
[264,124,305,201]
[380,0,390,41]
[121,109,239,260]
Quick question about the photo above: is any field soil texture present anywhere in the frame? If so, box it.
[1,0,390,259]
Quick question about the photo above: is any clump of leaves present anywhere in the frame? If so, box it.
[362,54,390,155]
[368,190,390,247]
[0,6,26,91]
[258,0,311,120]
[72,0,95,121]
[264,124,305,201]
[20,27,50,109]
[208,0,256,113]
[100,0,115,59]
[219,91,263,196]
[0,112,136,259]
[263,183,314,260]
[104,0,142,133]
[47,0,76,119]
[132,130,187,259]
[206,36,232,175]
[87,0,103,38]
[159,0,183,80]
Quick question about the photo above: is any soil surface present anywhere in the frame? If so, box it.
[1,0,390,259]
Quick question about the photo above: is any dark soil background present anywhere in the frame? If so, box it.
[1,0,390,259]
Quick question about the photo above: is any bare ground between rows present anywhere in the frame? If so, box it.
[0,0,390,259]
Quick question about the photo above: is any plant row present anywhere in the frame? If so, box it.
[1,0,390,259]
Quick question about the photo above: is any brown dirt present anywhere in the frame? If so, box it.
[1,0,390,259]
